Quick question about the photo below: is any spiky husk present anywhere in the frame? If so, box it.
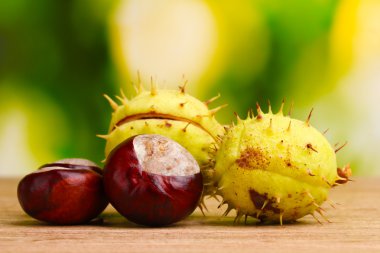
[100,84,225,198]
[213,103,349,224]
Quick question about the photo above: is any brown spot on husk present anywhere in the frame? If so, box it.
[249,189,282,214]
[283,156,293,168]
[236,147,270,170]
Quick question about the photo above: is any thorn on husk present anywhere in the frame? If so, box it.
[311,213,323,225]
[182,122,191,132]
[136,70,144,94]
[316,208,331,223]
[218,201,227,209]
[222,205,233,217]
[119,88,128,101]
[256,102,263,119]
[277,98,285,115]
[248,108,254,119]
[179,79,188,94]
[306,143,318,153]
[150,76,157,95]
[288,101,294,116]
[234,112,242,123]
[335,141,348,153]
[210,104,228,116]
[268,118,273,130]
[287,120,292,131]
[96,134,109,140]
[305,108,314,126]
[204,93,221,106]
[103,94,118,111]
[234,212,243,224]
[116,95,128,107]
[267,100,272,114]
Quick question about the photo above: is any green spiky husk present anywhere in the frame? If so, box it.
[213,107,343,224]
[101,88,225,197]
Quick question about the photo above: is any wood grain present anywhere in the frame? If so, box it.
[1,177,379,253]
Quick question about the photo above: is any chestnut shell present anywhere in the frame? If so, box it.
[17,164,108,225]
[104,135,203,226]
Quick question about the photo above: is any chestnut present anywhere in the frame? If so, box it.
[17,158,108,225]
[104,134,203,226]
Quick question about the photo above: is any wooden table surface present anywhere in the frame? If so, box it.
[1,177,379,253]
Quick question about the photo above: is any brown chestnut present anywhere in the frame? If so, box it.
[17,158,108,225]
[104,134,203,227]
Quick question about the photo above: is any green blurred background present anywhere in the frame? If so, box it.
[1,0,379,176]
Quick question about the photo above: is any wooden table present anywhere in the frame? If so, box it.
[1,177,379,252]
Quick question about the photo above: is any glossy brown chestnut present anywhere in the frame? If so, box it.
[104,134,203,227]
[17,158,108,225]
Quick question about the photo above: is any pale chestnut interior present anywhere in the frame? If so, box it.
[133,134,200,177]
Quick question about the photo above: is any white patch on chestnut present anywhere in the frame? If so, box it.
[34,166,71,173]
[33,158,99,174]
[133,134,200,176]
[55,158,98,167]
